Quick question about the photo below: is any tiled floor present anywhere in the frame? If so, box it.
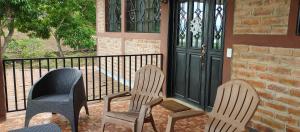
[0,100,208,132]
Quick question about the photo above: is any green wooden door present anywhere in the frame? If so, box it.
[169,0,225,110]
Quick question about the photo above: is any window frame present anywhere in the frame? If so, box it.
[105,0,122,32]
[125,0,161,33]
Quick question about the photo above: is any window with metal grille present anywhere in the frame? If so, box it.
[106,0,121,32]
[126,0,161,33]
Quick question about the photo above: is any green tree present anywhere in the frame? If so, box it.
[0,0,96,58]
[0,0,49,57]
[37,0,96,57]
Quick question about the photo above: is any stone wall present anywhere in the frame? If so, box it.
[231,45,300,131]
[234,0,291,35]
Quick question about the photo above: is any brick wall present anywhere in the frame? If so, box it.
[96,0,105,34]
[234,0,291,35]
[124,39,161,86]
[96,0,162,87]
[97,37,122,55]
[96,37,162,88]
[125,39,161,54]
[232,44,300,132]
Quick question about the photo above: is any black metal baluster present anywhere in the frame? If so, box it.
[99,57,102,99]
[55,58,58,69]
[123,56,126,91]
[135,55,137,71]
[39,59,42,77]
[117,57,120,92]
[63,58,66,68]
[2,54,163,112]
[92,57,95,100]
[140,55,142,68]
[161,55,163,70]
[151,55,153,65]
[12,61,18,111]
[111,57,114,94]
[78,58,81,70]
[21,60,26,109]
[71,58,74,68]
[47,59,50,71]
[105,57,108,95]
[129,56,132,91]
[85,57,88,100]
[145,55,148,65]
[30,60,33,85]
[3,61,8,112]
[156,55,158,66]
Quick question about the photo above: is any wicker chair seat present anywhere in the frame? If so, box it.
[34,94,69,102]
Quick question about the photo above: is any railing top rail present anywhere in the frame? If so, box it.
[3,53,163,61]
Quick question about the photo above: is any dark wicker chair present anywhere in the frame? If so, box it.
[24,68,89,132]
[10,123,61,132]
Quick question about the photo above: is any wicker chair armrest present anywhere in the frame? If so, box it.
[104,92,131,112]
[27,85,36,100]
[70,77,85,97]
[70,77,86,104]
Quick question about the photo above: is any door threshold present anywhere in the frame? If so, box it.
[163,98,204,111]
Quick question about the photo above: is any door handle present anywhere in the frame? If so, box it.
[200,44,207,65]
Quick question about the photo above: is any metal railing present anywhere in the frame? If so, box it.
[3,54,163,112]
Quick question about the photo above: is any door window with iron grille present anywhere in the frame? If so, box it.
[126,0,161,33]
[212,0,224,50]
[106,0,121,32]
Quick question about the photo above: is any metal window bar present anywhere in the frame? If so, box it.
[106,0,121,32]
[126,0,161,33]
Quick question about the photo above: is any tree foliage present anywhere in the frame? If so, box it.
[36,0,96,57]
[0,0,96,58]
[0,0,47,57]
